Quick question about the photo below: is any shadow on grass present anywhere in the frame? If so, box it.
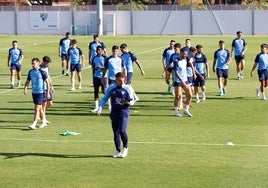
[0,152,111,159]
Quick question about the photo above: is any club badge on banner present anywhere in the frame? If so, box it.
[30,11,59,30]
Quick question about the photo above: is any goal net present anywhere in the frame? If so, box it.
[71,25,90,35]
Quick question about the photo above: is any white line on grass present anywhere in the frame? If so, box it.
[1,138,267,147]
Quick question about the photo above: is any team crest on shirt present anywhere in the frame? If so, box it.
[121,91,125,95]
[40,13,48,22]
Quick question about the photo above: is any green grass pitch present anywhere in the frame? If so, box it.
[0,35,267,188]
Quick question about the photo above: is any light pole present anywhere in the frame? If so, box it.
[97,0,103,35]
[14,0,17,35]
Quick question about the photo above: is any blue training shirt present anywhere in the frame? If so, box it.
[254,52,268,70]
[59,38,71,54]
[104,55,125,80]
[214,49,230,69]
[8,48,23,64]
[163,47,174,65]
[67,47,83,65]
[232,38,247,56]
[194,53,208,74]
[88,41,106,59]
[27,69,48,94]
[168,53,180,69]
[121,51,137,73]
[173,58,188,83]
[99,84,133,115]
[92,54,107,78]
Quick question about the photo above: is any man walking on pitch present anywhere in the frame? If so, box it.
[250,43,268,100]
[58,32,71,76]
[97,72,133,158]
[91,46,107,112]
[24,58,50,130]
[162,40,175,94]
[67,39,85,91]
[120,43,145,104]
[7,40,24,89]
[231,31,247,80]
[213,40,231,96]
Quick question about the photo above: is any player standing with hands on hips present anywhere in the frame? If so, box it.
[97,72,133,158]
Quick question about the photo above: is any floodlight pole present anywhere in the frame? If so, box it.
[252,0,255,35]
[14,0,18,35]
[130,0,133,35]
[190,0,193,35]
[97,0,103,35]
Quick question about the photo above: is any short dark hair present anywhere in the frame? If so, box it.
[236,31,242,35]
[219,40,225,44]
[43,56,51,63]
[180,47,187,53]
[31,57,40,63]
[196,44,203,49]
[93,34,99,39]
[190,47,196,52]
[65,32,70,35]
[96,46,103,50]
[120,43,127,49]
[174,43,181,48]
[116,72,125,78]
[261,43,268,48]
[112,45,119,51]
[71,39,77,45]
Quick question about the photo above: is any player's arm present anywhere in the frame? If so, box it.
[97,86,111,115]
[58,44,61,57]
[7,54,10,67]
[81,54,85,67]
[88,48,91,65]
[23,80,30,95]
[212,59,216,73]
[242,44,247,55]
[123,66,127,81]
[227,52,231,66]
[250,62,258,77]
[205,62,210,79]
[188,61,196,79]
[135,60,145,76]
[45,78,51,99]
[230,46,234,58]
[19,54,24,64]
[162,56,166,71]
[103,48,107,56]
